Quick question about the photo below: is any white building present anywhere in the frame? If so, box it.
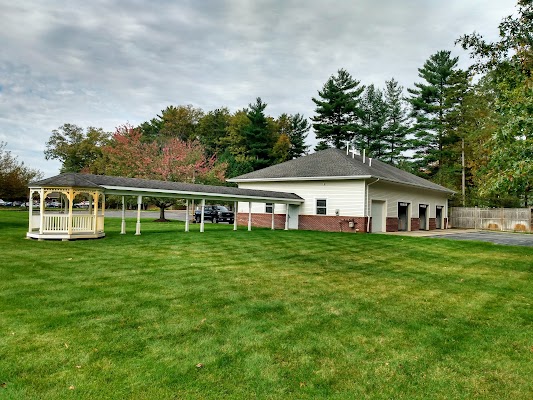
[228,148,454,233]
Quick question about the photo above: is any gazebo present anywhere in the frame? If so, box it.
[27,173,303,241]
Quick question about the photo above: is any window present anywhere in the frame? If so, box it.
[316,199,327,215]
[265,203,273,213]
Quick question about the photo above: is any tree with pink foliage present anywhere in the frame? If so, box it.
[101,124,226,221]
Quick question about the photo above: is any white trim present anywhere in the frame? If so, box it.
[228,175,454,194]
[228,175,372,183]
[315,198,328,215]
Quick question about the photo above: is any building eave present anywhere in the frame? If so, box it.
[227,175,373,183]
[229,175,455,195]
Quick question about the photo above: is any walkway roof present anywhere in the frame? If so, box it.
[30,173,304,204]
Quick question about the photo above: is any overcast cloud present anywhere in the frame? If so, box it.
[0,0,516,177]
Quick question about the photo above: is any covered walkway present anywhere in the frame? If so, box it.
[27,173,303,240]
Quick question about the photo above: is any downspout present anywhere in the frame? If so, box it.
[366,178,380,233]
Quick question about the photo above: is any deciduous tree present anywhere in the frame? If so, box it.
[100,124,226,220]
[0,142,43,200]
[44,124,110,172]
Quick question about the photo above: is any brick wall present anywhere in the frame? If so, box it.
[411,218,420,231]
[298,215,368,233]
[386,218,399,232]
[238,213,368,233]
[429,218,437,230]
[237,213,286,229]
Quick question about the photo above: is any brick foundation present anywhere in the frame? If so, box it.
[237,213,286,229]
[235,214,449,233]
[386,218,399,232]
[298,215,368,233]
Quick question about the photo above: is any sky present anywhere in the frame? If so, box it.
[0,0,517,178]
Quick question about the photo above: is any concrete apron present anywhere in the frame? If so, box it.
[378,229,479,237]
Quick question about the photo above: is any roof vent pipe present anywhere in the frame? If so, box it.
[369,158,372,167]
[363,149,366,164]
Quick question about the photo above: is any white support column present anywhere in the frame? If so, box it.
[135,195,142,235]
[233,201,238,231]
[248,202,252,231]
[67,189,73,235]
[120,195,126,234]
[28,190,33,232]
[185,199,190,232]
[285,204,289,230]
[200,199,205,233]
[39,188,45,234]
[93,193,99,234]
[271,204,275,230]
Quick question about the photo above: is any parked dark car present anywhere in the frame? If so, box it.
[194,205,234,224]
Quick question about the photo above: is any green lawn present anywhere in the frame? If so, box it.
[0,210,531,399]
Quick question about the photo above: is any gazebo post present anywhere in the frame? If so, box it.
[233,201,238,231]
[285,204,289,230]
[185,199,190,232]
[200,199,205,233]
[121,196,126,234]
[271,203,275,230]
[93,192,99,234]
[248,202,252,231]
[67,189,74,237]
[28,190,34,233]
[39,188,45,235]
[135,195,142,235]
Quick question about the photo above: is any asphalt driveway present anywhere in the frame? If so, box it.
[429,230,533,247]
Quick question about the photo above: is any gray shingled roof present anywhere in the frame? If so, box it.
[30,173,303,202]
[229,148,454,194]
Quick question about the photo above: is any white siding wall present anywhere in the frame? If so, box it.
[236,180,366,216]
[368,181,449,218]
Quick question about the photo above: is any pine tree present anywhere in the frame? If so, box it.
[382,78,410,164]
[311,69,364,149]
[407,50,460,179]
[244,98,273,170]
[357,84,387,158]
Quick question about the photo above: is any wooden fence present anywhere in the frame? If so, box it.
[449,207,533,232]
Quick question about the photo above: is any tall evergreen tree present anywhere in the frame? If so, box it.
[311,69,364,149]
[358,84,387,158]
[407,50,461,180]
[244,98,274,170]
[382,78,410,164]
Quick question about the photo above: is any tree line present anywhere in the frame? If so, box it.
[311,0,532,207]
[42,0,531,208]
